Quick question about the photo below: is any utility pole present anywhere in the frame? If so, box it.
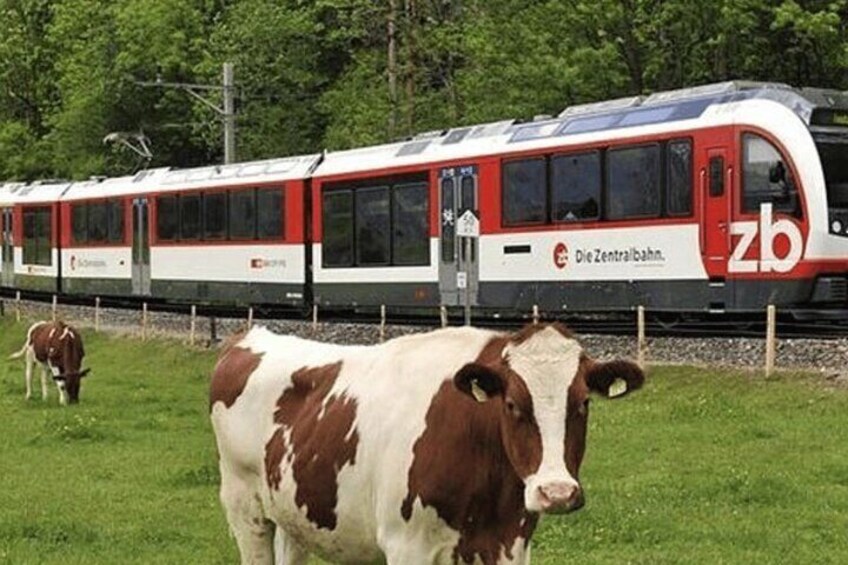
[222,62,235,165]
[137,62,236,164]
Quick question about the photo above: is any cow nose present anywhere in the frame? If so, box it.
[537,482,584,514]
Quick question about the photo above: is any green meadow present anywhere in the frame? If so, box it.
[1,317,846,564]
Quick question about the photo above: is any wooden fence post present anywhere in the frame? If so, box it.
[532,305,540,325]
[312,304,318,333]
[440,305,448,328]
[189,305,197,346]
[15,290,21,322]
[765,305,776,377]
[141,302,148,341]
[52,295,57,321]
[380,305,386,342]
[637,306,646,368]
[94,297,101,332]
[247,306,254,331]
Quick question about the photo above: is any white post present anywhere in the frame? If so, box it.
[765,305,776,377]
[190,305,197,346]
[440,305,448,328]
[247,306,254,330]
[15,290,20,322]
[52,295,57,321]
[463,236,472,326]
[312,304,318,333]
[637,306,646,368]
[532,305,540,325]
[94,297,101,332]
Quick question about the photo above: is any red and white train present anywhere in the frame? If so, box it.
[2,81,848,317]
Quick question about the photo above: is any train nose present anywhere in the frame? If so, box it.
[536,482,584,514]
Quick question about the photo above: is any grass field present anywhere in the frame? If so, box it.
[1,317,847,564]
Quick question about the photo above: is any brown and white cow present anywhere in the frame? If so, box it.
[8,320,90,405]
[210,322,644,564]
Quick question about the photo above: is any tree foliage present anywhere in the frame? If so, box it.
[1,0,848,180]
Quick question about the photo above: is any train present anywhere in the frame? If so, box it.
[2,80,848,320]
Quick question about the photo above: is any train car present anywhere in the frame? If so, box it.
[5,181,72,294]
[141,155,320,306]
[0,182,22,289]
[59,170,168,298]
[310,81,848,316]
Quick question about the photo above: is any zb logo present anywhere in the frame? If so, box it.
[729,203,803,273]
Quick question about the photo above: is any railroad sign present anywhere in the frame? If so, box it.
[456,210,480,238]
[456,271,467,289]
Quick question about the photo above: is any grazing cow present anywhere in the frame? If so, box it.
[210,323,644,565]
[8,320,90,405]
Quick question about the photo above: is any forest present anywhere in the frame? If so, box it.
[1,0,847,181]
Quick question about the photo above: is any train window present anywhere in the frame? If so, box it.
[88,202,108,242]
[22,206,51,266]
[72,204,88,244]
[441,178,455,262]
[256,188,284,240]
[180,194,202,241]
[393,183,429,266]
[229,189,257,239]
[503,158,547,225]
[323,190,354,267]
[667,140,693,216]
[709,156,724,196]
[23,211,36,264]
[204,192,228,240]
[157,195,179,241]
[607,144,661,220]
[460,176,475,212]
[816,141,848,208]
[356,187,390,266]
[108,200,124,242]
[551,151,601,222]
[742,133,801,216]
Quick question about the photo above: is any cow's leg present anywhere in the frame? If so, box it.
[219,466,274,565]
[40,363,50,401]
[47,364,67,405]
[24,351,34,400]
[273,526,308,565]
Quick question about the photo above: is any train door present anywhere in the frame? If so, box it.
[701,144,732,307]
[438,166,479,307]
[132,197,151,295]
[1,207,13,287]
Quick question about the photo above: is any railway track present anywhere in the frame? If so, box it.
[3,287,848,341]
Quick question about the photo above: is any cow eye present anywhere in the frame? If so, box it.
[504,398,522,419]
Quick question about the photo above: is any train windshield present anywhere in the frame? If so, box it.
[816,140,848,209]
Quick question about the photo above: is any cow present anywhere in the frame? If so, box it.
[8,320,90,405]
[209,322,645,565]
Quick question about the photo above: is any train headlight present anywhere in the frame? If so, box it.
[832,220,843,234]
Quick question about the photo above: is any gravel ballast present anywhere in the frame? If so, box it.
[3,298,847,380]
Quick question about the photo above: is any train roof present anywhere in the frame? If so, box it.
[58,154,322,200]
[0,180,73,204]
[155,154,321,192]
[0,182,24,205]
[314,81,847,178]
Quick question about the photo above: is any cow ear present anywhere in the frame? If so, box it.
[454,363,505,403]
[79,368,91,378]
[585,359,644,399]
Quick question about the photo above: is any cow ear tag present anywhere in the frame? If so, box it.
[608,378,628,398]
[470,379,489,403]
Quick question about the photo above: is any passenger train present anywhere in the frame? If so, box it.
[2,81,848,318]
